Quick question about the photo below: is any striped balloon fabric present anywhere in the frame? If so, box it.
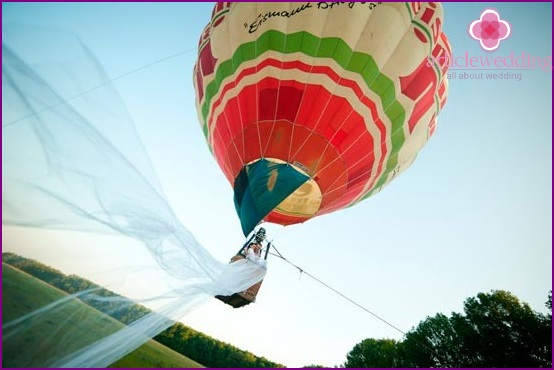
[194,2,451,236]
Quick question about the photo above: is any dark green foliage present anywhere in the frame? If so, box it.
[2,252,283,368]
[344,338,400,367]
[154,324,281,368]
[446,291,551,367]
[401,313,461,367]
[345,290,552,368]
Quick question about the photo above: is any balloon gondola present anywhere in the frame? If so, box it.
[215,228,270,308]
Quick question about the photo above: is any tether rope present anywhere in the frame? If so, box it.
[264,240,450,366]
[268,243,406,336]
[3,47,196,128]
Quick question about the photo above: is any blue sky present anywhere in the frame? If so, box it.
[2,2,552,367]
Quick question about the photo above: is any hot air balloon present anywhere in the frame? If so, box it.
[194,2,451,238]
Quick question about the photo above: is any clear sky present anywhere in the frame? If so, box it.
[2,2,552,367]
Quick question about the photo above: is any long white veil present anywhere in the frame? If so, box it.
[2,26,266,367]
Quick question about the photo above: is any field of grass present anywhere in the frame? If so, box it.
[2,263,203,368]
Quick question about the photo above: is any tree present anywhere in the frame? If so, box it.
[346,290,552,368]
[344,338,400,367]
[452,290,551,367]
[401,313,462,367]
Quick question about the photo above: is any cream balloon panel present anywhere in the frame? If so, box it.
[210,3,444,68]
[198,2,448,88]
[200,2,449,114]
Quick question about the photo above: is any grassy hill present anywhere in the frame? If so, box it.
[2,262,203,368]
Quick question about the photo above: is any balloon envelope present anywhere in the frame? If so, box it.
[194,2,451,236]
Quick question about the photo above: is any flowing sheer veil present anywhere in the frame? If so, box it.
[2,26,266,367]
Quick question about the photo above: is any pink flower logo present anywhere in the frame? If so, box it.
[469,9,511,52]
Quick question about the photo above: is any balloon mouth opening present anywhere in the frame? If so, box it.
[263,158,322,219]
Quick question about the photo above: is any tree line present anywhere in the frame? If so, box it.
[344,290,552,367]
[2,252,282,368]
[4,252,550,368]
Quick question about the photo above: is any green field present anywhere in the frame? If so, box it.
[2,263,203,368]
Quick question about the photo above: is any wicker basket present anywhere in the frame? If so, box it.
[215,254,264,308]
